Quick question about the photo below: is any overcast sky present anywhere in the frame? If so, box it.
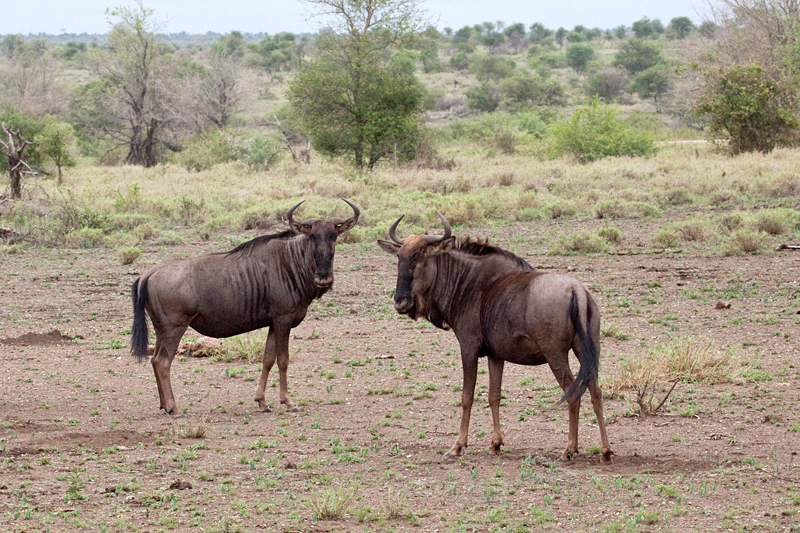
[6,0,708,36]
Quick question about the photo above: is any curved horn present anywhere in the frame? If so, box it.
[388,215,406,244]
[423,212,452,244]
[286,200,305,225]
[341,197,360,222]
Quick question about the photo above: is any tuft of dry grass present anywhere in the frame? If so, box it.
[602,338,738,415]
[721,229,766,256]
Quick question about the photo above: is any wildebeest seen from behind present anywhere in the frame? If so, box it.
[378,214,612,462]
[131,199,360,415]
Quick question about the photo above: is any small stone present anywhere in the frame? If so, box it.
[169,480,192,490]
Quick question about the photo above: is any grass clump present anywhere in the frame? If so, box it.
[721,229,767,256]
[548,230,609,255]
[119,246,141,265]
[306,479,360,521]
[217,333,267,363]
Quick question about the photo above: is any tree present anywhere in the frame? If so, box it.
[629,66,673,111]
[288,0,427,170]
[34,115,76,184]
[667,17,695,39]
[0,123,33,198]
[72,3,182,166]
[613,25,628,39]
[555,27,568,46]
[186,36,253,130]
[0,36,67,116]
[529,23,553,44]
[500,70,566,108]
[632,17,655,39]
[584,67,629,102]
[565,43,595,73]
[695,64,798,153]
[614,38,663,74]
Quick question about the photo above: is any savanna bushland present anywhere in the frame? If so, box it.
[0,1,799,531]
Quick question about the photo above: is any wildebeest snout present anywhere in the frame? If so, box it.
[314,272,334,288]
[394,295,413,314]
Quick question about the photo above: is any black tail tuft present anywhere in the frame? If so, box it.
[560,291,600,405]
[131,277,150,363]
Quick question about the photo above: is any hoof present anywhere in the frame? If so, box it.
[255,399,271,412]
[601,450,614,464]
[289,406,300,413]
[561,450,577,461]
[174,412,187,419]
[258,406,273,413]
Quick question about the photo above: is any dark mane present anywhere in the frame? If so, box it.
[226,229,297,256]
[456,237,533,271]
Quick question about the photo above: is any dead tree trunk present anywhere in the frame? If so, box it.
[0,123,33,199]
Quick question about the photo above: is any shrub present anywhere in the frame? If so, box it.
[500,70,566,108]
[465,83,500,113]
[695,64,799,154]
[233,134,284,170]
[547,98,658,163]
[66,228,106,248]
[173,129,238,172]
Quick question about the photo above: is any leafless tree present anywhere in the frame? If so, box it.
[182,46,255,132]
[0,123,34,199]
[72,3,184,167]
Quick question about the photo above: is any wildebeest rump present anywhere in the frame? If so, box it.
[378,214,612,462]
[131,199,359,415]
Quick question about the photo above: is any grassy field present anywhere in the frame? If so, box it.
[1,144,799,532]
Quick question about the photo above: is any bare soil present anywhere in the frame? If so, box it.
[1,217,799,532]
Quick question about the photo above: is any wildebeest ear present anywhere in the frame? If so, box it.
[334,217,358,234]
[440,236,456,251]
[289,220,313,235]
[377,239,400,255]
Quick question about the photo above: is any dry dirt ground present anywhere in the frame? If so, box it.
[1,217,799,533]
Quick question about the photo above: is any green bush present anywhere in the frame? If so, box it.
[119,246,142,265]
[465,83,500,112]
[695,64,799,154]
[547,98,658,163]
[565,43,595,73]
[173,129,237,172]
[233,134,284,170]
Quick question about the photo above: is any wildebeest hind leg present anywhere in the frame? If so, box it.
[588,380,613,463]
[152,327,185,416]
[274,323,297,411]
[487,356,505,454]
[550,363,580,460]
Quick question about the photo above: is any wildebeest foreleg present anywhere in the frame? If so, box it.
[550,363,580,460]
[151,327,185,415]
[254,328,278,412]
[445,349,479,457]
[487,356,505,454]
[254,321,297,412]
[588,380,613,462]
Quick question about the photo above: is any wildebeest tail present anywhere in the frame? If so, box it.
[560,290,600,404]
[131,277,150,363]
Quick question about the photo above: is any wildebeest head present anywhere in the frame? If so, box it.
[287,198,360,288]
[377,213,454,318]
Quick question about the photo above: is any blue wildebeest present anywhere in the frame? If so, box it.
[378,214,612,462]
[131,199,359,415]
